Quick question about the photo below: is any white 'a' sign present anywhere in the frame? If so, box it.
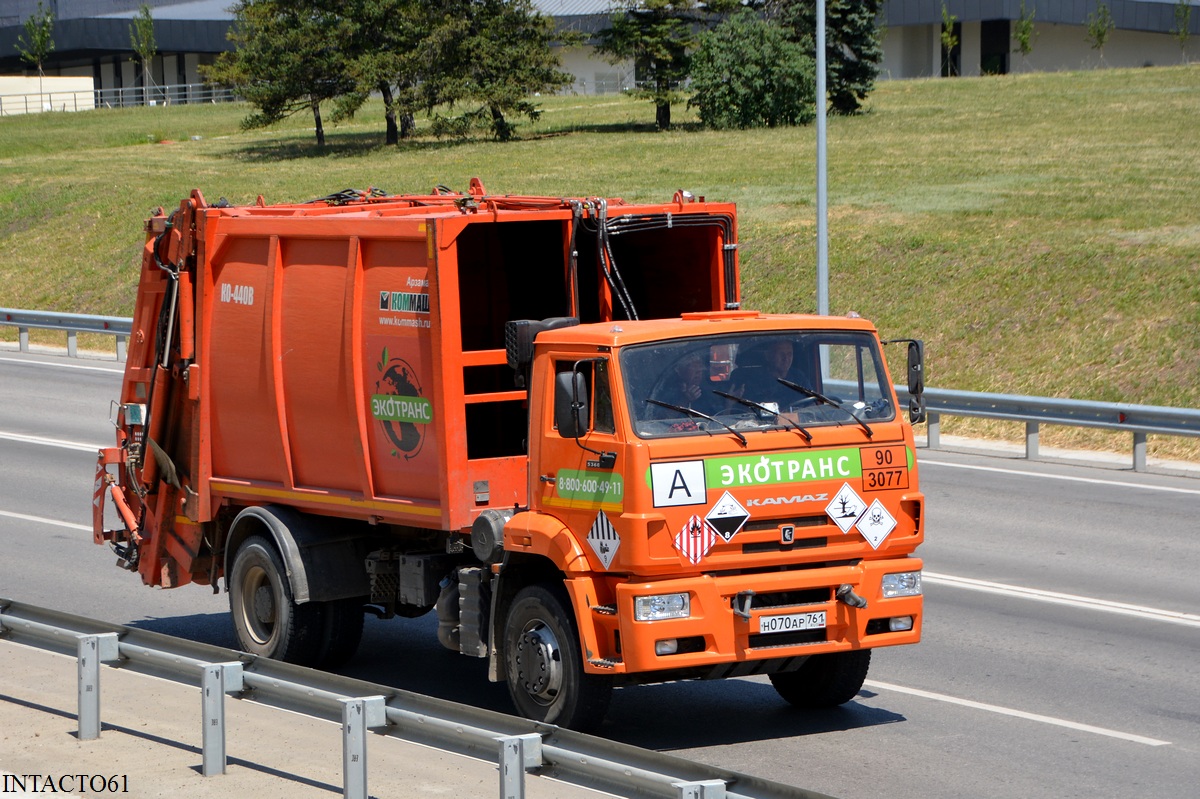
[650,460,707,507]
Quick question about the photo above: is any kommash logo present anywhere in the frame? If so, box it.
[379,278,432,329]
[372,347,430,460]
[379,290,430,313]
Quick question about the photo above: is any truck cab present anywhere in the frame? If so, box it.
[496,312,924,727]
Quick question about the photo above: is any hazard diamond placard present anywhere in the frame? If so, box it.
[825,482,866,534]
[855,499,897,549]
[705,491,750,542]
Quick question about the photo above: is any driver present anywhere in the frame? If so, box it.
[730,338,795,406]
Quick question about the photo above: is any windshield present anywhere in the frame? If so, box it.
[620,331,895,439]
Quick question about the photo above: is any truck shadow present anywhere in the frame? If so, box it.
[603,682,905,750]
[127,612,906,749]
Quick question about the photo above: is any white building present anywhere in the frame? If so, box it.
[0,0,1197,103]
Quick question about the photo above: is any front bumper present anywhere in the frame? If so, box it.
[578,557,922,676]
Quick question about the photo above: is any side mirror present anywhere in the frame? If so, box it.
[555,371,589,438]
[907,340,926,424]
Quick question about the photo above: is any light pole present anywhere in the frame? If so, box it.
[816,0,829,316]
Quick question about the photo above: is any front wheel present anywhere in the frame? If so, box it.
[769,649,871,709]
[503,584,612,731]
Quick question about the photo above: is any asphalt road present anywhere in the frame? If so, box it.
[2,348,1197,799]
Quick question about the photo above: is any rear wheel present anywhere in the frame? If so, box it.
[504,584,612,731]
[228,535,323,666]
[769,650,871,708]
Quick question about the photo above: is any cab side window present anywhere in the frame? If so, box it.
[554,359,615,435]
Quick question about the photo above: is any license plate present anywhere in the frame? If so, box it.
[758,611,826,634]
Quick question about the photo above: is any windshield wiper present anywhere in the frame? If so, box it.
[777,378,874,438]
[644,398,747,447]
[712,390,812,443]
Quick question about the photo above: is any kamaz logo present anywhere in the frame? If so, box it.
[746,493,828,507]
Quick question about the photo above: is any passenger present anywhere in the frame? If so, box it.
[651,352,716,414]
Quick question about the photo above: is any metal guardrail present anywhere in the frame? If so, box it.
[0,598,830,799]
[2,308,1196,472]
[896,386,1200,472]
[1,307,130,361]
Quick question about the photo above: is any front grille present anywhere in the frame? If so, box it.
[742,537,828,554]
[749,629,826,648]
[751,588,831,608]
[742,515,825,533]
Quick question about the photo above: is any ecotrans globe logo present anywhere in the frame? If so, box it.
[373,347,430,460]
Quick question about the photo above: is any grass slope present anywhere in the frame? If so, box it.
[2,66,1197,458]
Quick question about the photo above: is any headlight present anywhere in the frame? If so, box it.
[634,593,690,621]
[882,571,922,598]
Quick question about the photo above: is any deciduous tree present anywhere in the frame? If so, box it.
[130,4,158,106]
[16,0,55,102]
[689,10,815,129]
[1085,2,1115,66]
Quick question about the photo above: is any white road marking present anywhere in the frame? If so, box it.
[0,431,102,453]
[864,680,1171,746]
[924,572,1200,628]
[0,355,123,374]
[919,458,1200,496]
[0,510,91,532]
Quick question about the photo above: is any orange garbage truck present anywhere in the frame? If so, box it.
[93,180,927,730]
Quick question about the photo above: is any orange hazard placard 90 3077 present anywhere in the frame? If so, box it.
[861,445,909,491]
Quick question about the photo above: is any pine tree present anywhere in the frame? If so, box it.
[765,0,883,115]
[203,1,356,147]
[597,0,738,131]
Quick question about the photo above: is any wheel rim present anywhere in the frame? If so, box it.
[513,619,563,707]
[239,563,277,646]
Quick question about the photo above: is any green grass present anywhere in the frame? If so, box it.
[3,66,1199,459]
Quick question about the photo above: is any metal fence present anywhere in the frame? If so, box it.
[0,89,95,116]
[3,309,1197,472]
[94,82,238,109]
[0,598,827,799]
[0,83,237,116]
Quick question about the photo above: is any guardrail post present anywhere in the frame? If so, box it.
[498,733,543,799]
[1132,432,1147,472]
[340,695,387,799]
[673,779,727,798]
[77,633,120,740]
[926,412,940,449]
[201,662,244,776]
[1025,422,1039,461]
[116,335,127,362]
[18,326,29,353]
[67,330,77,358]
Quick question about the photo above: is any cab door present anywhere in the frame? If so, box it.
[532,354,627,573]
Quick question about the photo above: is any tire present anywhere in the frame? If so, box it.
[316,596,365,668]
[228,535,324,666]
[769,649,872,709]
[503,584,612,731]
